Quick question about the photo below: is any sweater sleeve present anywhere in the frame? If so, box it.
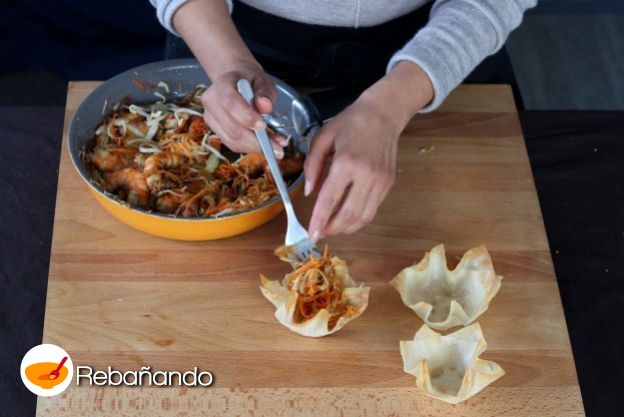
[387,0,537,112]
[149,0,234,36]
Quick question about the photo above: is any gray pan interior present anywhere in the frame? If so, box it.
[68,58,321,220]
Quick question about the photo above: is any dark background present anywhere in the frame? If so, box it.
[1,1,623,417]
[1,1,166,104]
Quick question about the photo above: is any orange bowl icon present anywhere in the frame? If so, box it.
[21,344,73,396]
[25,361,69,389]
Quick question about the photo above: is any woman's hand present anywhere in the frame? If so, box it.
[305,61,434,240]
[304,98,400,240]
[200,62,287,157]
[173,0,286,157]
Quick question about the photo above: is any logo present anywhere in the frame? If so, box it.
[20,344,73,397]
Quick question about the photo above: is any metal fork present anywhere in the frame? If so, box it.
[237,79,320,261]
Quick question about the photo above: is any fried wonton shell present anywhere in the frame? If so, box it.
[260,257,370,337]
[400,323,504,404]
[391,244,502,330]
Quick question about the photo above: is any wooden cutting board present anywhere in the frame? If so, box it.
[37,82,584,416]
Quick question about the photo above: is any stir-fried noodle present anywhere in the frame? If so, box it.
[84,86,303,218]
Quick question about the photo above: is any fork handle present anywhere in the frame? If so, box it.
[236,79,297,220]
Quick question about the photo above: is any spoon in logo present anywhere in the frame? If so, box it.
[47,356,68,380]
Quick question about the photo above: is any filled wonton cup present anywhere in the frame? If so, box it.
[400,323,504,404]
[390,244,502,330]
[260,247,370,337]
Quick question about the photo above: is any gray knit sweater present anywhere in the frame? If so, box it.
[150,0,536,111]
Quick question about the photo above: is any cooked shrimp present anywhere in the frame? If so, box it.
[144,152,186,192]
[91,147,137,172]
[235,153,304,177]
[105,168,149,207]
[278,153,305,176]
[235,153,266,176]
[189,116,207,135]
[155,189,192,214]
[144,172,180,194]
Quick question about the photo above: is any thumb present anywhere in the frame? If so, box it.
[303,129,333,197]
[252,76,276,114]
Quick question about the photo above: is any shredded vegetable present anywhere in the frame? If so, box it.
[277,245,354,328]
[157,81,170,93]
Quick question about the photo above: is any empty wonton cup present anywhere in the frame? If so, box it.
[400,323,504,404]
[390,244,502,330]
[260,252,370,337]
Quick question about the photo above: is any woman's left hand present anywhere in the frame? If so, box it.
[304,61,434,240]
[305,97,400,240]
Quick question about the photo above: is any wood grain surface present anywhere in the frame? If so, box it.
[36,82,584,416]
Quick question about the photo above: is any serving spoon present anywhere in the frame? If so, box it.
[47,356,68,380]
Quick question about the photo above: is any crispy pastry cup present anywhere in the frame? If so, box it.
[391,244,502,330]
[260,257,370,337]
[400,323,504,404]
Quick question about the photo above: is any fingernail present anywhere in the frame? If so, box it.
[304,180,311,196]
[274,147,284,159]
[254,119,266,130]
[311,230,321,242]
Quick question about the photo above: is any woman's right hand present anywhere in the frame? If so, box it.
[172,0,285,155]
[201,61,287,157]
